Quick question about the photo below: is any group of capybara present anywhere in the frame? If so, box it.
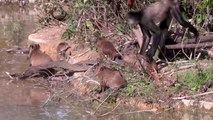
[28,42,71,66]
[27,38,158,92]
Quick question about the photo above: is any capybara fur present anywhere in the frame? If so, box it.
[95,64,126,91]
[56,42,71,61]
[96,39,122,60]
[29,44,53,66]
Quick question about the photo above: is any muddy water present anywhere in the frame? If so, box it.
[0,4,213,120]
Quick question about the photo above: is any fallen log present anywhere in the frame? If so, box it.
[11,60,97,79]
[165,41,213,49]
[5,46,29,54]
[175,33,213,44]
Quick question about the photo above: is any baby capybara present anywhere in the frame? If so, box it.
[29,44,53,66]
[95,65,127,91]
[56,42,71,61]
[96,39,122,60]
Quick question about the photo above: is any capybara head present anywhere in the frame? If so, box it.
[56,42,71,61]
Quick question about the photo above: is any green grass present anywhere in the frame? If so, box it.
[177,68,213,90]
[122,69,155,97]
[61,15,75,40]
[123,80,155,97]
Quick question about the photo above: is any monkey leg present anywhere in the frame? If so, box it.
[146,25,162,62]
[154,19,170,59]
[139,27,151,56]
[147,32,162,61]
[158,18,169,48]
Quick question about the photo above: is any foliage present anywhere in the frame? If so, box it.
[123,79,155,97]
[37,0,212,43]
[61,15,75,39]
[177,67,213,90]
[195,0,213,31]
[63,0,129,42]
[36,0,145,43]
[120,68,155,97]
[181,0,213,31]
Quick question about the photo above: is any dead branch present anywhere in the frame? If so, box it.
[175,34,213,44]
[165,41,213,49]
[132,27,143,49]
[172,91,213,100]
[164,64,196,76]
[11,60,97,79]
[5,46,29,54]
[93,89,116,115]
[165,33,213,49]
[98,101,121,117]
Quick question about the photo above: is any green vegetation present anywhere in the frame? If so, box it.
[181,0,213,31]
[195,0,213,31]
[61,15,75,40]
[36,0,212,44]
[177,67,213,90]
[123,79,155,97]
[121,69,155,97]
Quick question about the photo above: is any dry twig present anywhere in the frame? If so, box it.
[172,91,213,100]
[93,89,116,115]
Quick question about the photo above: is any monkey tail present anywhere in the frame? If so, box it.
[171,8,199,42]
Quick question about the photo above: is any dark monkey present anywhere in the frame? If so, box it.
[127,0,199,62]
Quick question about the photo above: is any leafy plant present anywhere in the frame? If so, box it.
[123,84,136,96]
[122,69,155,97]
[180,0,212,31]
[194,0,213,31]
[62,15,75,40]
[177,68,213,90]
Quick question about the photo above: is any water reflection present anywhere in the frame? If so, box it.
[0,105,86,120]
[0,5,36,46]
[0,4,71,120]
